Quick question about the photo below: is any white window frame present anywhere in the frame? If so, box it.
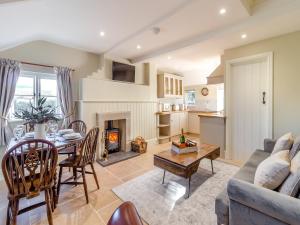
[185,90,196,106]
[9,70,60,121]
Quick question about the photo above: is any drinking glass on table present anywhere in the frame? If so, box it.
[48,120,58,142]
[13,125,25,141]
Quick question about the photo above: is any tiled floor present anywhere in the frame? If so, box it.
[0,134,241,225]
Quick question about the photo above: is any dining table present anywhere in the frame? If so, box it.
[7,133,85,152]
[6,131,86,208]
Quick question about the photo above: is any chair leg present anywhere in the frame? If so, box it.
[49,188,55,212]
[90,163,100,189]
[73,167,78,186]
[11,199,18,225]
[82,167,89,204]
[6,201,11,225]
[45,189,53,225]
[57,166,63,202]
[68,154,71,172]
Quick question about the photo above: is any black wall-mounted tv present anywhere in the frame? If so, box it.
[112,61,135,83]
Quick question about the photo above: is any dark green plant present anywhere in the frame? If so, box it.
[14,97,60,124]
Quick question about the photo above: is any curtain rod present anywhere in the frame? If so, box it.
[20,61,75,71]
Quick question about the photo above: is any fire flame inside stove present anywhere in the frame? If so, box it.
[108,132,118,143]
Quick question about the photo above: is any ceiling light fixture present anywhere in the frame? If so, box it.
[241,33,247,39]
[167,56,172,60]
[137,45,141,49]
[99,31,105,37]
[219,8,226,15]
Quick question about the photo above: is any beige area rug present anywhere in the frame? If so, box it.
[113,159,239,225]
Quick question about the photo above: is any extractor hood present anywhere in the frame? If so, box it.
[206,58,224,84]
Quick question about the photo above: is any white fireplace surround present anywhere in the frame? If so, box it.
[96,111,131,159]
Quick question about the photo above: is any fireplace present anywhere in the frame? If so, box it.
[96,111,131,160]
[105,120,121,153]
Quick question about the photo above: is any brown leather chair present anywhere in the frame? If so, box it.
[107,201,143,225]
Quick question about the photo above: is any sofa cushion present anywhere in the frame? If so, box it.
[234,150,270,183]
[279,151,300,196]
[215,150,270,225]
[272,132,293,155]
[254,150,290,190]
[289,136,300,159]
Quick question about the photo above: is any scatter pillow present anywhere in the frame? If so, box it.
[254,150,290,190]
[279,151,300,196]
[289,136,300,160]
[272,133,293,155]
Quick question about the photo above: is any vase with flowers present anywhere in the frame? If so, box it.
[14,97,60,139]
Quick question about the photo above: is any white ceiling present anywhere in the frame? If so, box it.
[1,0,300,74]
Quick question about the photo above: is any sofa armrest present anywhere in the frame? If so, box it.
[228,178,300,225]
[264,138,276,153]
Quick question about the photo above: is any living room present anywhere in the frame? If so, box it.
[1,0,300,225]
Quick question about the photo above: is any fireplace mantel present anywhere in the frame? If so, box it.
[96,111,131,159]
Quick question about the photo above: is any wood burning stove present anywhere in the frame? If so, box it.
[105,120,121,153]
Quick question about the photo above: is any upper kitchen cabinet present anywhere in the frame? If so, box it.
[157,73,183,98]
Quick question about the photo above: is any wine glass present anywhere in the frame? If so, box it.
[48,121,58,142]
[13,125,25,141]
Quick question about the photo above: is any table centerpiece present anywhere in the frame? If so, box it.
[14,97,60,139]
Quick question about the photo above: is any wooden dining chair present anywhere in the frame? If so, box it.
[58,120,87,155]
[2,139,58,225]
[107,201,143,225]
[57,127,100,204]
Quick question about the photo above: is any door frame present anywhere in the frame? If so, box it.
[225,52,273,160]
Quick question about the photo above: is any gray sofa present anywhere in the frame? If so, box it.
[215,139,300,225]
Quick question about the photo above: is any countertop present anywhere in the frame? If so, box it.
[155,110,225,118]
[197,112,225,118]
[156,110,188,115]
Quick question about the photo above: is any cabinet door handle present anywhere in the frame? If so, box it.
[262,92,266,104]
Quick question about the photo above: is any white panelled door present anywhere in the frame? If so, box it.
[226,53,273,162]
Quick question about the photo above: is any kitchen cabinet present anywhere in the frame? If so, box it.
[170,112,187,136]
[157,73,183,98]
[188,112,200,134]
[180,112,187,131]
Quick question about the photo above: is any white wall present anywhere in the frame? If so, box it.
[185,84,224,112]
[223,30,300,137]
[0,40,101,100]
[78,61,158,141]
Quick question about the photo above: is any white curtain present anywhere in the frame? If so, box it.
[0,58,20,146]
[55,66,74,128]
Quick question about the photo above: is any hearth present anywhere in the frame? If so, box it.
[105,120,121,153]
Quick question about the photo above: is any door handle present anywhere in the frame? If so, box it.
[262,92,266,104]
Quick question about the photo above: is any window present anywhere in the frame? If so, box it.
[9,71,60,120]
[185,90,196,106]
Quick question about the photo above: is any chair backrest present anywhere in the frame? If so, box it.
[23,121,34,132]
[78,127,99,165]
[68,120,87,136]
[107,201,143,225]
[1,139,58,199]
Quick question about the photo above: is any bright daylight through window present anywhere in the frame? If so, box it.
[9,70,60,120]
[185,90,196,106]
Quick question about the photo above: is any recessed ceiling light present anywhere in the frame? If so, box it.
[136,45,141,49]
[241,33,247,39]
[219,8,226,15]
[167,56,172,60]
[99,31,105,37]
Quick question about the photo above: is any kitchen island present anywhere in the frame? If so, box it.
[198,112,226,158]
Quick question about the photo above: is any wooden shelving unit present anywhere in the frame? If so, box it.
[156,113,171,144]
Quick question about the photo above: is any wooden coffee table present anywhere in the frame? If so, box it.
[154,143,220,198]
